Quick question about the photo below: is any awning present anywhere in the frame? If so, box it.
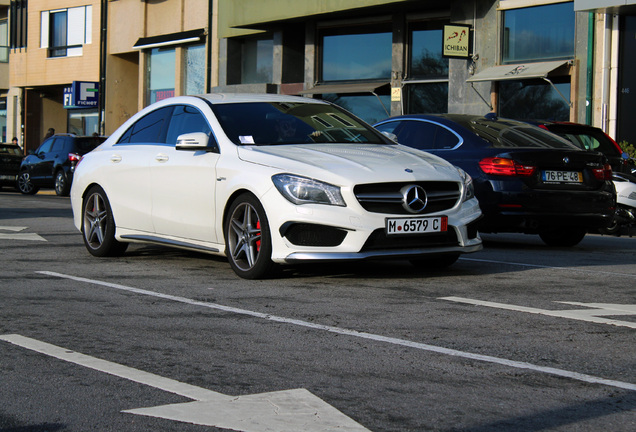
[466,60,569,82]
[133,29,205,50]
[298,82,390,95]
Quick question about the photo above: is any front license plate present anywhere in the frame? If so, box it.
[386,216,448,235]
[542,170,583,183]
[0,175,16,181]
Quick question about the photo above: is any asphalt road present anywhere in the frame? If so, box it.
[1,190,635,431]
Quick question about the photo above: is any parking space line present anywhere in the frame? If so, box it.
[460,257,636,278]
[38,270,636,392]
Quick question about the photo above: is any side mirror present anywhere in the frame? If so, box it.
[381,131,398,142]
[176,132,210,151]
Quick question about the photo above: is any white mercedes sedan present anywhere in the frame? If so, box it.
[70,94,482,278]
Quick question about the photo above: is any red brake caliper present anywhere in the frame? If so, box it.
[256,220,261,251]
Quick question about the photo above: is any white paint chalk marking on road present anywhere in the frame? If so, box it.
[37,271,636,392]
[460,257,636,279]
[0,226,46,241]
[0,333,370,432]
[440,297,636,329]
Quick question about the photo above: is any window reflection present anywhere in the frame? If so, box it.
[185,44,206,95]
[242,37,273,84]
[502,3,575,64]
[321,94,391,125]
[499,80,570,121]
[148,48,176,104]
[405,83,448,114]
[321,31,391,81]
[410,27,448,79]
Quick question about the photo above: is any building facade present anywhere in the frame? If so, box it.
[4,0,636,149]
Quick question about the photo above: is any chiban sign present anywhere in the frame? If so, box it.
[442,24,472,58]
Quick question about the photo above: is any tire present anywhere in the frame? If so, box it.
[538,227,586,247]
[82,185,128,257]
[54,170,70,196]
[224,193,276,279]
[17,171,39,195]
[410,253,460,270]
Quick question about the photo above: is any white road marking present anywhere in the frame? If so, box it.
[0,226,46,241]
[460,257,636,278]
[0,334,369,431]
[36,271,636,392]
[441,297,636,329]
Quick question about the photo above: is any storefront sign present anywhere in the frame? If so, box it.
[442,24,472,58]
[64,82,99,109]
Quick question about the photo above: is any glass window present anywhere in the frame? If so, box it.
[185,44,206,95]
[0,19,8,62]
[502,2,575,64]
[0,98,6,142]
[321,30,391,81]
[320,94,391,125]
[118,106,174,144]
[148,48,176,104]
[241,37,273,84]
[377,120,460,150]
[405,83,448,115]
[68,109,99,135]
[410,25,448,79]
[211,102,388,146]
[49,10,68,57]
[165,105,211,145]
[405,21,449,114]
[499,79,570,121]
[37,139,54,154]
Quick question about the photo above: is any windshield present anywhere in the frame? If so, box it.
[0,145,22,156]
[211,102,389,146]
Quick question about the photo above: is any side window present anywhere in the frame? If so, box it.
[375,121,399,135]
[117,106,174,144]
[51,138,65,152]
[395,121,438,150]
[165,105,213,145]
[37,139,54,154]
[433,125,460,150]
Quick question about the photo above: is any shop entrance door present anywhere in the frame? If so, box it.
[617,15,636,147]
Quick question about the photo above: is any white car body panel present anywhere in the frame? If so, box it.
[70,94,483,277]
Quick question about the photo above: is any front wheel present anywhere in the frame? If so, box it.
[538,227,586,247]
[224,193,276,279]
[82,185,128,257]
[17,172,39,195]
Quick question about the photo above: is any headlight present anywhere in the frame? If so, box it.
[272,174,346,206]
[457,167,475,202]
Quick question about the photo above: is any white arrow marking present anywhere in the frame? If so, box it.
[441,297,636,329]
[0,334,369,431]
[0,226,46,241]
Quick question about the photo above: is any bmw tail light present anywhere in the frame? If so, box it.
[592,163,612,181]
[479,157,536,177]
[68,153,81,162]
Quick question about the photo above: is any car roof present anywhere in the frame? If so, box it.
[196,93,329,105]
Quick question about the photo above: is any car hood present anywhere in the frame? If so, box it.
[237,143,461,183]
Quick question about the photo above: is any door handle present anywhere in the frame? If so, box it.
[110,154,122,163]
[155,154,169,163]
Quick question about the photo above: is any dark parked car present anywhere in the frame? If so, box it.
[0,143,23,191]
[528,120,634,175]
[374,114,616,246]
[17,134,106,196]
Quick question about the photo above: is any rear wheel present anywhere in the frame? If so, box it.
[225,193,276,279]
[539,227,586,247]
[82,185,128,257]
[54,170,70,196]
[17,171,39,195]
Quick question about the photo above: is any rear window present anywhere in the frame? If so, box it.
[74,137,107,153]
[557,131,621,156]
[465,119,579,149]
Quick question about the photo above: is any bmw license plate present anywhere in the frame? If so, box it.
[542,170,583,183]
[386,216,447,235]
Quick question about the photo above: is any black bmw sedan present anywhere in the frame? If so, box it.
[374,114,616,246]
